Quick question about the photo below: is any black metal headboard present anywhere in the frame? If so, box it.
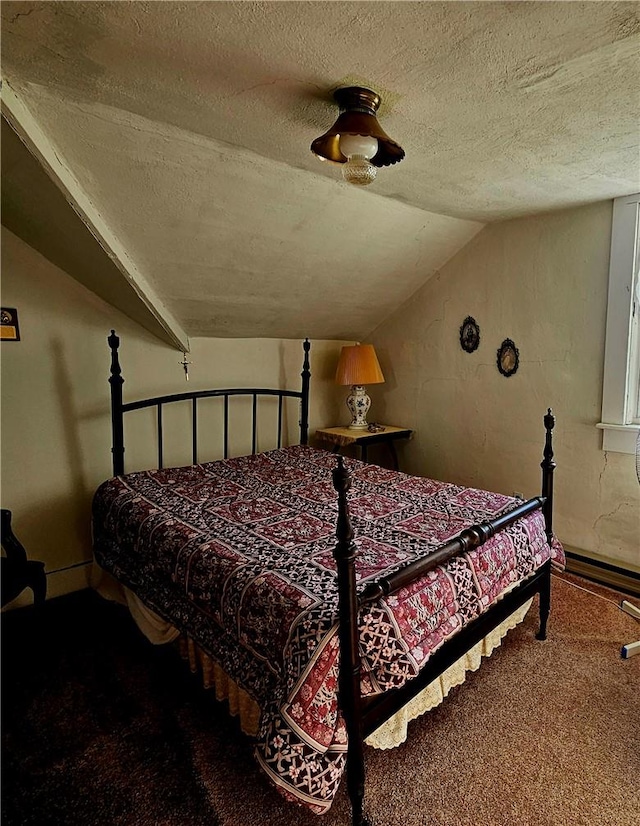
[108,331,311,476]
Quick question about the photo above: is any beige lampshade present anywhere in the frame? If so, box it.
[335,344,385,386]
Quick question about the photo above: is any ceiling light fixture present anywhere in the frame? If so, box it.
[311,86,405,186]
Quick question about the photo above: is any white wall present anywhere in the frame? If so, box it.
[0,228,346,602]
[369,201,640,571]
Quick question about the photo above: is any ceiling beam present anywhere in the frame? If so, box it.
[1,79,189,352]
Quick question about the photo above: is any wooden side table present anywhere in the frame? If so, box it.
[315,425,412,470]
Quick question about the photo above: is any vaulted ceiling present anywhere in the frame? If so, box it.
[2,1,639,349]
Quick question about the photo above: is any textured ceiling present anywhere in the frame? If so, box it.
[1,1,639,343]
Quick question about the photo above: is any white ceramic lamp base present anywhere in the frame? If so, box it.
[346,385,371,430]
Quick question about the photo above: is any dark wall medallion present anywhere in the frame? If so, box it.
[497,338,519,377]
[459,316,480,353]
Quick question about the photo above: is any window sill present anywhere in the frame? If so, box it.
[596,422,640,454]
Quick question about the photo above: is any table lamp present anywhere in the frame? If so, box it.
[335,344,385,430]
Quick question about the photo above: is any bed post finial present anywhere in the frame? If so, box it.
[300,338,311,445]
[332,456,367,826]
[108,330,125,476]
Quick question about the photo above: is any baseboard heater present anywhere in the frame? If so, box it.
[564,550,640,598]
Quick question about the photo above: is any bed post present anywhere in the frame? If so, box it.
[537,407,556,641]
[300,338,311,445]
[108,330,125,476]
[540,408,556,546]
[332,457,368,826]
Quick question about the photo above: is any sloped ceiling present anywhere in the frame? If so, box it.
[1,1,639,346]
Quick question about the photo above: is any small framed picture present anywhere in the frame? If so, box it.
[0,308,20,341]
[497,338,519,377]
[459,316,480,353]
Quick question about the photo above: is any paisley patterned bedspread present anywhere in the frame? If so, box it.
[92,444,564,813]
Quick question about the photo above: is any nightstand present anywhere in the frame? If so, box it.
[315,425,412,470]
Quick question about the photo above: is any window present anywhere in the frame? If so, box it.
[598,193,640,454]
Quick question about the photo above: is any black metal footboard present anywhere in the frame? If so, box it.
[107,331,311,476]
[332,410,557,826]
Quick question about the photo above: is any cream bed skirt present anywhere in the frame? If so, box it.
[92,563,532,750]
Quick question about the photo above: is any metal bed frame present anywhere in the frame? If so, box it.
[108,330,311,475]
[107,330,556,826]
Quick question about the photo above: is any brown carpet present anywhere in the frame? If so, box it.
[2,572,639,826]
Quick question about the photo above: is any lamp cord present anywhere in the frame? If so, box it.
[551,571,636,610]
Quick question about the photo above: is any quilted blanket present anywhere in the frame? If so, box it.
[92,444,563,813]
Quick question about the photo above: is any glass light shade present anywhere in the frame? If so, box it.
[342,156,377,186]
[339,135,379,186]
[339,134,379,160]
